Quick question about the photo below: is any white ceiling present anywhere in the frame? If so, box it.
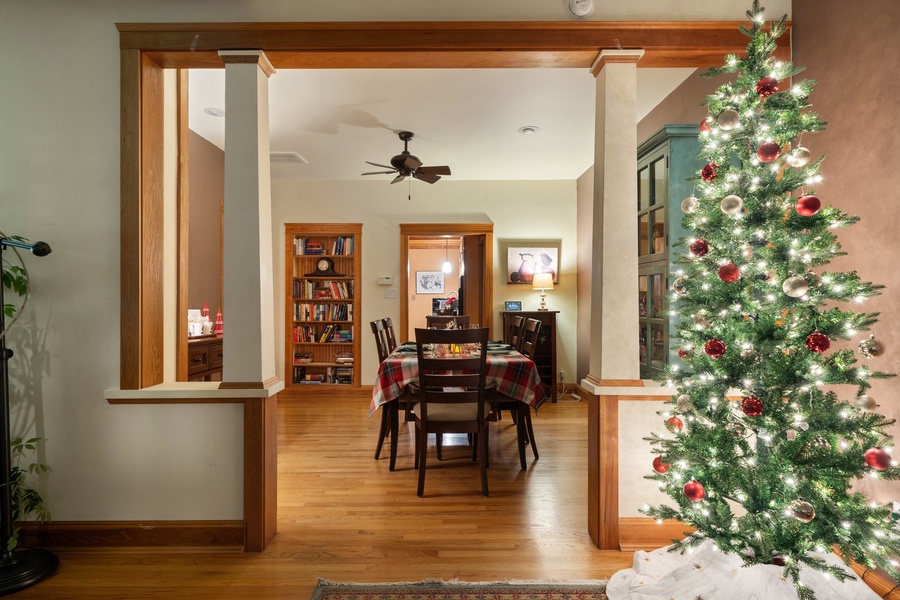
[188,66,697,182]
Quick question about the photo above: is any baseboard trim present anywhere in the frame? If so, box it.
[17,520,244,551]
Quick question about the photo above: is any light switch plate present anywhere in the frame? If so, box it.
[384,288,399,299]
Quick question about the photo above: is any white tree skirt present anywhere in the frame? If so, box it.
[606,540,879,600]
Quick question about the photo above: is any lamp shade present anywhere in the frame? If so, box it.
[532,272,554,290]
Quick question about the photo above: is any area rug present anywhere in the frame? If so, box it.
[312,579,609,600]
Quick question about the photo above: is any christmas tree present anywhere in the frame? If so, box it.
[642,3,900,598]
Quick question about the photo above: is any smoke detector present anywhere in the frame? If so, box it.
[566,0,594,19]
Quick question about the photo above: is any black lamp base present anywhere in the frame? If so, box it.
[0,548,58,596]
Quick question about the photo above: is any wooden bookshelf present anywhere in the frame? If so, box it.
[285,224,362,392]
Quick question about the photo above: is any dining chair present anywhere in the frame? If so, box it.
[520,317,541,359]
[381,317,398,352]
[490,318,541,469]
[371,319,396,466]
[508,314,526,351]
[413,326,492,497]
[425,314,470,329]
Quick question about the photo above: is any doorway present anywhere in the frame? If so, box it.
[399,223,493,341]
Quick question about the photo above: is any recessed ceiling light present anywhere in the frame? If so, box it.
[517,126,539,134]
[203,107,225,117]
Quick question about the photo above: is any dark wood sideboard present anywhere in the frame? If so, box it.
[187,335,223,382]
[501,310,558,401]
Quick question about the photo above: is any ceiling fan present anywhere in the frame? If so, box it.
[362,131,451,184]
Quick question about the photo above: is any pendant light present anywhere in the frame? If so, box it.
[441,238,453,274]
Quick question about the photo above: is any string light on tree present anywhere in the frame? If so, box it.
[639,3,899,597]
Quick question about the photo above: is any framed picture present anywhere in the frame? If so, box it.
[501,240,560,285]
[415,271,445,294]
[504,301,523,311]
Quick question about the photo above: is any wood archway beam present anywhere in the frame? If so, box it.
[117,21,790,70]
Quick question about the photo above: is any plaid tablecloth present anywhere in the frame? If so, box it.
[369,341,547,416]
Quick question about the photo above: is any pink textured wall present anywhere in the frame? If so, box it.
[794,0,900,502]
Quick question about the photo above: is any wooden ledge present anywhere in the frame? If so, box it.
[105,380,285,404]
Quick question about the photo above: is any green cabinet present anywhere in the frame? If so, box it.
[637,125,702,377]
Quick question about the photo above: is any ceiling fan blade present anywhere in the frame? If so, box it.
[365,161,395,170]
[416,165,451,176]
[361,170,396,176]
[403,155,422,170]
[391,174,406,184]
[414,172,441,184]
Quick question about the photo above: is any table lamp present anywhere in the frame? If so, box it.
[532,272,554,311]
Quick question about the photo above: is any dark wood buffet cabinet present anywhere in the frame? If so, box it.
[187,335,223,382]
[501,310,558,401]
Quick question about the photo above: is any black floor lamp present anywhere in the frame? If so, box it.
[0,236,58,594]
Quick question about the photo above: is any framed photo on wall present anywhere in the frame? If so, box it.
[500,240,560,285]
[415,271,445,294]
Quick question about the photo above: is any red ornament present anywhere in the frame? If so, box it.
[718,263,740,283]
[699,117,712,133]
[864,447,892,471]
[684,480,706,502]
[805,332,831,353]
[757,141,781,163]
[689,239,709,257]
[756,77,779,97]
[741,396,764,417]
[652,456,670,474]
[701,163,719,181]
[678,348,693,360]
[796,195,821,217]
[704,339,727,358]
[665,416,684,433]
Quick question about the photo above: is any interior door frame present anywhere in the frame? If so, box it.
[400,224,494,339]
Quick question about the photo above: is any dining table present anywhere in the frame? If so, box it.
[370,340,547,471]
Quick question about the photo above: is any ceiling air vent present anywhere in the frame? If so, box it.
[270,152,308,164]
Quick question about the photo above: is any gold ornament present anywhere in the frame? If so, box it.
[858,334,883,358]
[790,499,816,523]
[855,394,878,411]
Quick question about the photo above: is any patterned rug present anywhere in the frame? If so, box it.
[312,579,609,600]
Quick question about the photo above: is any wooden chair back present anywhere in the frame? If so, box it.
[369,319,391,363]
[425,314,471,329]
[413,326,491,496]
[508,314,526,351]
[381,317,398,352]
[520,318,542,360]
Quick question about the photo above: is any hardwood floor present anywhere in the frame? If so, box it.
[14,394,634,599]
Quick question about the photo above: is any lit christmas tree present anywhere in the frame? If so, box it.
[642,3,900,598]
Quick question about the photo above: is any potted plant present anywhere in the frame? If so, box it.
[0,233,57,590]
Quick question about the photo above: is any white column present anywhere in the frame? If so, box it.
[583,50,644,391]
[218,50,279,388]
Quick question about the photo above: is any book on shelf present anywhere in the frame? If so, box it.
[292,365,306,383]
[293,353,313,365]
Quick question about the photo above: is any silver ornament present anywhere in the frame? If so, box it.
[681,195,700,214]
[782,276,809,298]
[692,313,711,329]
[858,334,884,358]
[676,394,692,412]
[673,277,688,296]
[720,194,744,215]
[786,146,812,168]
[727,422,746,439]
[717,109,740,131]
[790,499,816,523]
[855,394,878,411]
